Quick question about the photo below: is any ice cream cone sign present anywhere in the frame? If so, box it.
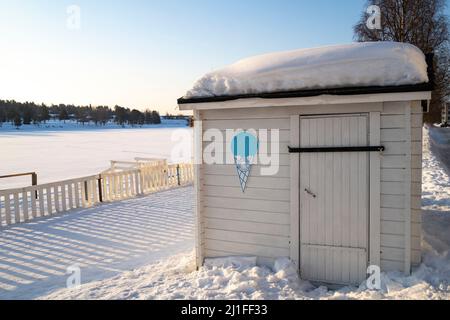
[231,131,259,192]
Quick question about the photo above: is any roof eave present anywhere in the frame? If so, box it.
[177,82,433,105]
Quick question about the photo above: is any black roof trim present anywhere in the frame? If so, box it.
[177,82,432,105]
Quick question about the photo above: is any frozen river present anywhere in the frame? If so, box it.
[0,122,192,189]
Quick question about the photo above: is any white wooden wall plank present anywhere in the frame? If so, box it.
[205,239,290,258]
[38,188,45,217]
[30,188,37,219]
[290,115,300,268]
[201,103,382,120]
[205,217,289,236]
[54,185,60,212]
[369,111,381,268]
[13,192,20,224]
[205,229,289,249]
[4,194,11,225]
[324,118,334,249]
[204,207,290,225]
[358,116,369,249]
[203,118,290,130]
[81,182,87,208]
[204,196,289,213]
[202,185,289,201]
[194,110,204,268]
[403,103,412,274]
[202,175,290,189]
[74,182,81,208]
[68,183,74,210]
[22,191,29,221]
[61,184,67,212]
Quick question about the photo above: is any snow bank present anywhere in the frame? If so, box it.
[40,127,450,300]
[41,248,449,300]
[184,42,428,99]
[204,256,257,270]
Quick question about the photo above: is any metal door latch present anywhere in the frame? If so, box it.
[304,188,317,198]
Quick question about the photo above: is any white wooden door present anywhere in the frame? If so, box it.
[299,114,369,285]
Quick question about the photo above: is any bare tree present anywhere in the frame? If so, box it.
[354,0,450,123]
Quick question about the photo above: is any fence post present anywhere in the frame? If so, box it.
[84,180,89,201]
[176,165,181,186]
[32,172,38,199]
[98,175,103,203]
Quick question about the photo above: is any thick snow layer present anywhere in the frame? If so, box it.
[184,42,429,99]
[39,126,450,300]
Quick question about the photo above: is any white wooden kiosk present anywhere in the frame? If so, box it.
[178,42,432,285]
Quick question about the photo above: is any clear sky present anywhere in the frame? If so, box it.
[0,0,395,113]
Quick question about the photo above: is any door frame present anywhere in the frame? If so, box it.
[289,112,381,275]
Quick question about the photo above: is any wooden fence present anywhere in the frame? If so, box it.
[0,163,194,228]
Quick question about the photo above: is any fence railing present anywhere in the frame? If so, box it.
[0,163,193,228]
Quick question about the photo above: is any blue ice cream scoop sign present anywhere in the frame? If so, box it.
[231,132,259,192]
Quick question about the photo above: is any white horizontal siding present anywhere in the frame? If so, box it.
[199,100,422,272]
[379,101,423,269]
[380,127,422,141]
[411,107,423,265]
[205,249,276,266]
[203,118,290,130]
[203,164,290,178]
[200,102,383,119]
[200,114,291,263]
[204,196,289,213]
[205,239,290,259]
[203,185,290,201]
[202,175,290,189]
[203,129,291,142]
[204,207,290,225]
[205,229,289,248]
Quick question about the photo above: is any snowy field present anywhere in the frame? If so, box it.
[35,127,449,300]
[0,126,449,300]
[0,187,194,299]
[0,120,192,189]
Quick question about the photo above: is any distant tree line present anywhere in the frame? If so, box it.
[0,100,161,127]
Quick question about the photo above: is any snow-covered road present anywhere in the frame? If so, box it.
[0,186,194,300]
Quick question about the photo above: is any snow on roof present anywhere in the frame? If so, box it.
[183,42,429,100]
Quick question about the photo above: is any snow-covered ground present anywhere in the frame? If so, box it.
[36,127,450,300]
[0,120,192,189]
[0,186,194,300]
[0,126,448,300]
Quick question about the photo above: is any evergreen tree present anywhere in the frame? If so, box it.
[13,111,22,127]
[22,106,34,125]
[151,111,161,124]
[39,105,50,123]
[59,108,70,123]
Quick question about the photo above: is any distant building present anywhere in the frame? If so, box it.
[442,103,450,124]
